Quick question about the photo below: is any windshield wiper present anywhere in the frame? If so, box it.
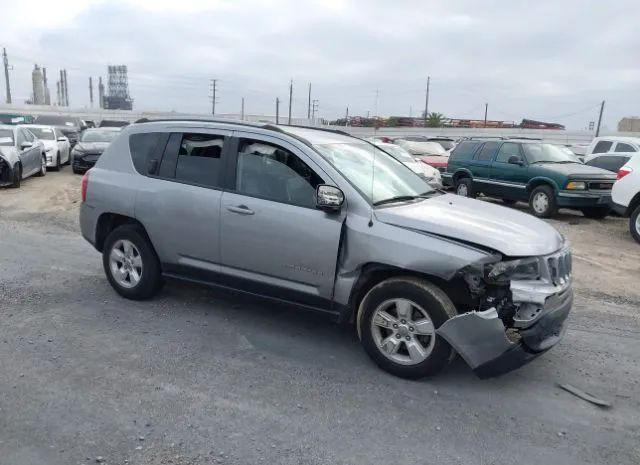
[373,192,436,206]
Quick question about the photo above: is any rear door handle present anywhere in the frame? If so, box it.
[226,205,254,215]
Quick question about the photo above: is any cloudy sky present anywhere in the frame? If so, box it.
[1,0,638,129]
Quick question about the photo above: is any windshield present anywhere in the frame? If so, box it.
[80,130,118,143]
[0,129,14,146]
[28,127,55,140]
[523,143,581,163]
[430,140,455,150]
[314,142,432,205]
[34,115,79,127]
[377,144,416,164]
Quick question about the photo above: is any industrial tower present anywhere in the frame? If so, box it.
[103,65,133,110]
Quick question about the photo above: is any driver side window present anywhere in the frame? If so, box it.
[235,139,324,208]
[495,143,523,163]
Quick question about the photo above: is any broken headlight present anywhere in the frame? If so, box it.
[486,257,540,282]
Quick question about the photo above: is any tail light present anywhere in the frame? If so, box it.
[617,167,633,180]
[81,171,89,202]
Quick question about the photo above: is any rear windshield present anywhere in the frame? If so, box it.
[34,115,79,127]
[80,130,118,143]
[28,127,55,140]
[430,140,455,150]
[450,141,481,160]
[0,129,14,146]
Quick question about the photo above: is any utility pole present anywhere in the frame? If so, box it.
[98,77,104,108]
[43,68,50,105]
[288,79,293,125]
[56,81,61,106]
[59,70,65,106]
[484,103,488,128]
[424,76,430,123]
[595,100,605,137]
[311,99,319,123]
[89,77,94,107]
[63,69,69,106]
[210,79,218,115]
[276,97,280,124]
[345,106,349,127]
[307,82,311,119]
[2,48,11,104]
[241,97,245,120]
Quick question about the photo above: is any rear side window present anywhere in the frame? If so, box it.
[474,142,499,161]
[129,132,167,175]
[592,140,613,154]
[586,155,630,172]
[171,133,225,187]
[615,142,636,152]
[450,141,481,161]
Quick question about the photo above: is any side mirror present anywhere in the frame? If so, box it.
[20,141,33,150]
[508,155,524,166]
[57,137,67,142]
[316,185,344,211]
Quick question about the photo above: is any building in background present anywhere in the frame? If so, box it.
[31,64,45,105]
[103,65,133,110]
[618,117,640,132]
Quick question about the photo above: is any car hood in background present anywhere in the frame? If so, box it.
[417,155,449,167]
[375,193,564,256]
[42,140,58,151]
[74,142,110,153]
[533,162,617,179]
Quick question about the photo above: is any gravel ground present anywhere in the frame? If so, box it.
[1,169,639,465]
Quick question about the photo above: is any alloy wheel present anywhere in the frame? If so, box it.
[109,239,144,288]
[456,183,468,197]
[532,192,549,214]
[370,298,436,366]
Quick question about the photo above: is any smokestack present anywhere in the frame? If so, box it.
[32,64,45,105]
[98,76,104,108]
[62,69,69,106]
[43,67,51,105]
[59,70,65,106]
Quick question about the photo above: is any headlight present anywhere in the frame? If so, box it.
[566,181,586,190]
[487,257,540,282]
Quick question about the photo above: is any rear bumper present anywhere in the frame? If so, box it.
[557,191,611,208]
[441,172,454,187]
[79,203,98,248]
[438,287,572,379]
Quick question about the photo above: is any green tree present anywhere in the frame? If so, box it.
[426,112,445,128]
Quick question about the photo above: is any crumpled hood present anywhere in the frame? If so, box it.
[74,142,110,152]
[375,193,564,256]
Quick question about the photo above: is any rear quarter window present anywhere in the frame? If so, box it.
[129,132,167,175]
[450,141,481,161]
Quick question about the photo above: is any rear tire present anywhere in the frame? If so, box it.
[63,150,71,165]
[102,224,163,300]
[72,167,84,175]
[358,277,456,379]
[529,185,557,218]
[630,205,640,244]
[581,207,609,219]
[455,177,475,198]
[10,164,21,188]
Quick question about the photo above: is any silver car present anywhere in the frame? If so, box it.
[0,124,47,188]
[80,120,572,379]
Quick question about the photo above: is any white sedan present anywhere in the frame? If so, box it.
[375,142,443,189]
[26,124,71,170]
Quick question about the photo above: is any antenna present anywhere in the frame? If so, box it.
[368,88,380,227]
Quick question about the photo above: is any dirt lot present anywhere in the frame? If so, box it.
[1,169,639,465]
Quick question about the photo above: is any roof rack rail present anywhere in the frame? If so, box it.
[276,123,352,137]
[133,117,269,128]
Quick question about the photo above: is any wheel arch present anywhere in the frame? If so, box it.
[627,191,640,216]
[346,262,474,325]
[95,212,149,253]
[526,177,558,194]
[452,168,473,184]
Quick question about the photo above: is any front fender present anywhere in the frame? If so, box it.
[527,176,561,192]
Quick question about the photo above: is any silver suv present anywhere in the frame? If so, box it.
[80,120,573,379]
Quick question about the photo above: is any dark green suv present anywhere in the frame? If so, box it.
[443,139,617,218]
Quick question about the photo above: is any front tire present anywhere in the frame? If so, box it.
[581,207,609,219]
[102,224,163,300]
[529,185,557,218]
[630,205,640,244]
[358,277,456,379]
[10,164,21,188]
[35,155,46,177]
[455,177,475,198]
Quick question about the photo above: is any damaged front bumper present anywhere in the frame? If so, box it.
[438,247,573,378]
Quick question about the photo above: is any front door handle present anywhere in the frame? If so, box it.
[226,205,254,215]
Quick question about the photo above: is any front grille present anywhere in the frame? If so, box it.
[588,181,614,190]
[547,250,572,286]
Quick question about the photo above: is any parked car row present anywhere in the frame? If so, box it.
[0,122,121,188]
